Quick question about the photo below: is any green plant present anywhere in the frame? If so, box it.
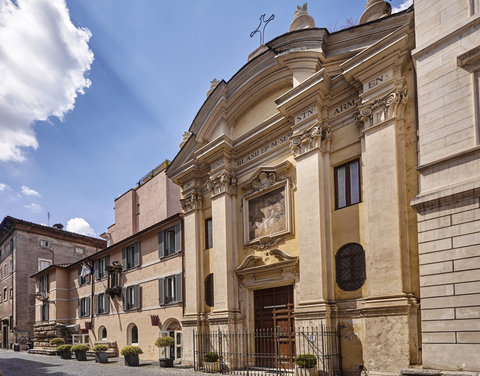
[93,344,109,352]
[71,344,89,352]
[120,346,143,356]
[295,354,317,368]
[204,352,219,362]
[57,344,72,352]
[49,338,65,346]
[155,336,175,348]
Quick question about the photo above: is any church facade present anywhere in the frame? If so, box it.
[167,2,420,375]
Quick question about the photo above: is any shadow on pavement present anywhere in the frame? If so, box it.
[0,357,62,376]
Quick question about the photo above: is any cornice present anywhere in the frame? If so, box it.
[275,69,331,116]
[341,25,411,83]
[412,12,480,60]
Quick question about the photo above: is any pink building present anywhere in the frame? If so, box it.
[32,162,184,362]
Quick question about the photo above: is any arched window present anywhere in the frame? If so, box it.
[132,325,138,344]
[204,274,214,307]
[335,243,366,291]
[99,326,107,340]
[127,323,138,345]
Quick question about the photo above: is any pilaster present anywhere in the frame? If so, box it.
[207,172,240,321]
[291,121,335,325]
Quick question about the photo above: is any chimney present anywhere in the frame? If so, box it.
[52,223,64,230]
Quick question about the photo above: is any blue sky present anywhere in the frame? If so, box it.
[0,0,412,236]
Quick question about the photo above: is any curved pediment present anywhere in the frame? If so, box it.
[236,249,298,272]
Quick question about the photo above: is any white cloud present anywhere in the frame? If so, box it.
[66,217,96,236]
[21,185,41,197]
[0,183,8,191]
[24,202,41,210]
[392,0,413,13]
[0,0,94,162]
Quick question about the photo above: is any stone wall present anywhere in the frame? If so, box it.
[416,196,480,371]
[31,322,71,352]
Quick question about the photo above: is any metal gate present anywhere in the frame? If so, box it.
[193,325,342,375]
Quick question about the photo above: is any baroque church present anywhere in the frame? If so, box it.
[167,1,420,374]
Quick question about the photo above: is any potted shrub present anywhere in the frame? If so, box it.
[93,344,109,363]
[203,351,220,373]
[155,336,175,367]
[295,354,317,376]
[121,345,143,367]
[57,344,73,360]
[49,338,64,355]
[71,344,89,361]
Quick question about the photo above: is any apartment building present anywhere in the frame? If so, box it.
[32,162,184,362]
[0,216,105,349]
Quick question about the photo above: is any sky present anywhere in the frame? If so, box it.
[0,0,413,237]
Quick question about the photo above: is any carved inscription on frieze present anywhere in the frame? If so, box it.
[236,132,292,167]
[294,106,317,125]
[331,98,358,118]
[363,69,393,93]
[210,159,225,171]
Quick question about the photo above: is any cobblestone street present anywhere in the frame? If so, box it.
[0,350,205,376]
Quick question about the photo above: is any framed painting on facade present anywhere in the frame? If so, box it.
[243,181,292,244]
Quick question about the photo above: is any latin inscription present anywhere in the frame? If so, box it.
[210,159,225,171]
[363,69,392,93]
[295,106,317,124]
[332,99,357,117]
[236,133,292,167]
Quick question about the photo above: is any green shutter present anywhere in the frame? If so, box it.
[174,223,182,253]
[122,287,127,310]
[159,278,165,306]
[122,247,127,270]
[134,284,141,309]
[158,231,164,259]
[104,294,110,314]
[134,242,140,267]
[175,274,183,303]
[94,295,98,315]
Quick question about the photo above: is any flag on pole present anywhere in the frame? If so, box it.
[80,263,94,278]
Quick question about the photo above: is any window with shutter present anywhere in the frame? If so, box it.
[334,159,361,209]
[79,297,90,317]
[123,243,139,270]
[124,285,140,310]
[335,243,366,291]
[159,222,182,259]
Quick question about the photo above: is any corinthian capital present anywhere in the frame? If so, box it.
[354,81,408,129]
[207,172,237,198]
[181,190,203,213]
[290,122,331,157]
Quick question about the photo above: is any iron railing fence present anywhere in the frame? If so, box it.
[193,326,342,375]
